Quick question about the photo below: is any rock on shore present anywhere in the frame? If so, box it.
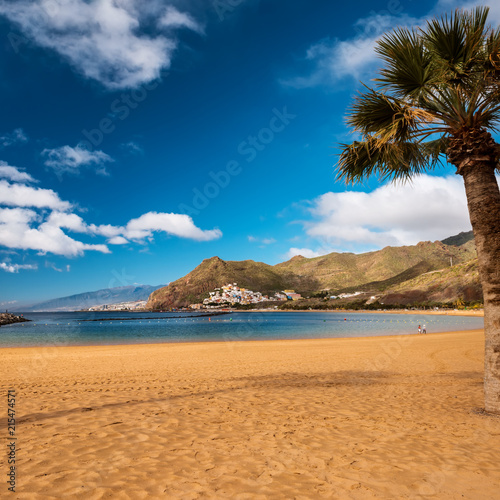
[0,313,30,326]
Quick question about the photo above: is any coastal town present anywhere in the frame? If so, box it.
[192,283,302,309]
[84,284,303,311]
[87,300,148,312]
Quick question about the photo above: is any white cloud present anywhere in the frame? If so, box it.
[159,6,203,33]
[0,163,222,258]
[0,206,37,226]
[0,207,110,257]
[45,211,89,233]
[0,207,222,257]
[283,13,417,88]
[88,224,123,238]
[45,261,71,272]
[283,36,378,88]
[0,262,37,273]
[0,180,72,210]
[108,236,129,245]
[120,141,143,155]
[43,210,222,243]
[434,1,500,24]
[0,128,28,148]
[286,247,325,259]
[283,2,500,89]
[302,175,476,251]
[0,161,36,183]
[42,143,113,176]
[0,300,17,306]
[248,235,276,245]
[42,212,126,241]
[0,1,202,90]
[45,261,63,272]
[125,212,222,242]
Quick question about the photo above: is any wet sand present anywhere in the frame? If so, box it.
[1,329,499,499]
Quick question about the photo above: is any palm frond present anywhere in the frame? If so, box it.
[484,25,500,85]
[338,7,500,185]
[336,138,443,184]
[346,88,433,141]
[375,28,438,99]
[474,100,500,131]
[425,11,467,64]
[424,7,489,85]
[464,6,490,61]
[422,137,449,157]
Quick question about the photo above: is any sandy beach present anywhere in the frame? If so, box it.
[2,330,500,499]
[247,309,485,317]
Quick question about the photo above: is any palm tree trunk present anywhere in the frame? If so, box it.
[460,161,500,414]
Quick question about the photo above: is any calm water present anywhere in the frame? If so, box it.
[0,311,484,348]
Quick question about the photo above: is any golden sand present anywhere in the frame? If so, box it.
[2,330,500,499]
[249,309,485,317]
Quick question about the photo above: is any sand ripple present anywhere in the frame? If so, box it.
[1,330,499,498]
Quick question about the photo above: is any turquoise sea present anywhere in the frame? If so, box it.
[0,311,484,348]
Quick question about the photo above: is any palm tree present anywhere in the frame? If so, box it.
[337,7,500,413]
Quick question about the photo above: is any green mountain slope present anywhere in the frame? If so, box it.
[274,240,476,292]
[441,230,475,246]
[147,235,479,310]
[379,259,482,305]
[147,257,315,310]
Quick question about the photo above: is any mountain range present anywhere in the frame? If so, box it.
[147,231,481,309]
[23,285,165,312]
[21,231,480,312]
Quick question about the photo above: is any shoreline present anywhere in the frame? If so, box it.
[0,327,485,352]
[0,314,485,350]
[239,308,484,317]
[3,328,499,498]
[0,312,30,326]
[15,308,484,318]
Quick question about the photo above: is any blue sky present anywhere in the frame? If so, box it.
[0,0,496,306]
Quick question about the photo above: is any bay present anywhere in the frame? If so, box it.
[0,311,484,348]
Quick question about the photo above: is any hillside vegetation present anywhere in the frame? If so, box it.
[379,259,481,306]
[147,235,480,310]
[441,230,475,247]
[147,257,299,310]
[275,240,476,291]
